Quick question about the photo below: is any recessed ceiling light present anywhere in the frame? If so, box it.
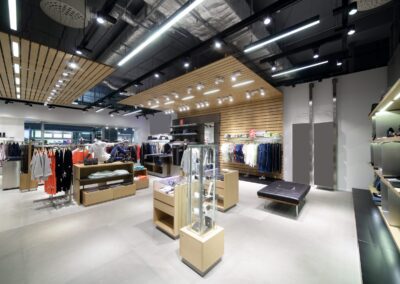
[232,80,254,88]
[15,77,20,85]
[246,91,251,99]
[69,62,78,69]
[203,89,220,95]
[229,96,233,102]
[96,16,105,24]
[263,16,272,25]
[348,2,358,16]
[347,26,356,36]
[12,41,19,58]
[62,72,68,76]
[313,48,319,59]
[154,73,160,78]
[214,40,222,49]
[260,88,265,96]
[271,65,277,72]
[16,86,20,93]
[14,63,20,74]
[76,49,82,55]
[55,84,60,88]
[182,95,194,101]
[217,98,222,105]
[336,60,343,66]
[58,80,63,83]
[183,61,190,68]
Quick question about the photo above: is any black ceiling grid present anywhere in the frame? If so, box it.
[0,0,397,113]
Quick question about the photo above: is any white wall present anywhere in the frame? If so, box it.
[0,117,25,141]
[0,103,151,144]
[282,67,387,191]
[149,112,172,135]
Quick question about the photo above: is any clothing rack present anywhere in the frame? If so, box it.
[33,146,74,209]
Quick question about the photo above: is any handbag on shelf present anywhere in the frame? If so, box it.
[84,158,98,165]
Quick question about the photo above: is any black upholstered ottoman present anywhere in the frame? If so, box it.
[257,181,310,216]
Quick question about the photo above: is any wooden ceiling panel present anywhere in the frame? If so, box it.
[120,56,282,113]
[0,31,115,105]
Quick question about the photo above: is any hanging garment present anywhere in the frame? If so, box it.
[181,148,199,175]
[30,152,52,181]
[233,144,244,163]
[55,149,73,192]
[44,151,57,195]
[72,148,91,164]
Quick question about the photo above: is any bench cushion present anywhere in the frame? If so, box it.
[257,181,310,205]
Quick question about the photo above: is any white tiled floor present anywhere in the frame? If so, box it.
[0,177,362,284]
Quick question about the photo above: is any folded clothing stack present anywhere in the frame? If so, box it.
[134,175,148,181]
[88,169,130,179]
[134,165,145,171]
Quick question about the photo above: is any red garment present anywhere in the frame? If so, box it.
[72,149,91,164]
[44,152,57,195]
[136,145,141,161]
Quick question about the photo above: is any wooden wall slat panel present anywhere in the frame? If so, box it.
[0,42,11,98]
[20,39,29,100]
[0,33,16,99]
[179,98,283,178]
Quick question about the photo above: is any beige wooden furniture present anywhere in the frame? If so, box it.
[73,162,135,206]
[205,169,239,212]
[134,168,149,189]
[180,225,224,276]
[153,181,188,238]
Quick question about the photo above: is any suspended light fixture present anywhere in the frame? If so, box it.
[117,0,206,66]
[347,25,356,36]
[313,48,319,59]
[348,2,358,16]
[244,16,320,53]
[271,62,277,72]
[272,60,329,77]
[263,16,272,26]
[214,40,222,49]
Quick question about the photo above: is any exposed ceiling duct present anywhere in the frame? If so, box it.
[40,0,91,28]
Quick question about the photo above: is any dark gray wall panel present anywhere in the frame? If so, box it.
[314,122,334,189]
[293,123,311,184]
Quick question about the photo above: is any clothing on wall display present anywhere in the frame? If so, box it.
[221,142,282,173]
[44,150,57,195]
[55,149,73,192]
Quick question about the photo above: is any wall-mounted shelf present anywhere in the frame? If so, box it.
[374,169,400,196]
[373,136,400,143]
[369,79,400,118]
[171,123,198,128]
[171,133,198,136]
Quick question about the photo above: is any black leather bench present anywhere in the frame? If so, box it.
[257,181,310,216]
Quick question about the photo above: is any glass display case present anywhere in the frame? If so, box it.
[187,144,217,235]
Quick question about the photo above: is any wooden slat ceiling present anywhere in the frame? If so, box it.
[0,31,114,105]
[120,56,282,112]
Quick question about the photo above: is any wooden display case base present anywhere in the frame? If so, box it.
[81,184,136,206]
[19,173,38,191]
[179,225,224,276]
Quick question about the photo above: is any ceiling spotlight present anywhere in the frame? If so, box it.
[15,77,20,85]
[231,71,241,82]
[313,48,319,59]
[55,84,60,88]
[183,61,190,68]
[217,98,222,105]
[14,63,20,74]
[154,73,160,78]
[165,96,170,101]
[16,87,20,93]
[196,103,200,109]
[200,103,204,108]
[271,62,277,72]
[347,26,356,36]
[229,96,233,102]
[110,114,114,117]
[196,83,204,91]
[348,2,358,16]
[96,16,105,24]
[69,62,78,69]
[214,40,222,49]
[246,91,251,99]
[336,60,343,66]
[62,72,68,76]
[215,76,224,85]
[148,101,152,106]
[172,92,179,99]
[260,88,265,96]
[205,101,210,107]
[187,87,192,95]
[58,80,63,83]
[154,99,160,104]
[232,80,254,88]
[76,49,83,55]
[263,16,272,26]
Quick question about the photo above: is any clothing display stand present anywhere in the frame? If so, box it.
[179,145,224,276]
[32,145,73,209]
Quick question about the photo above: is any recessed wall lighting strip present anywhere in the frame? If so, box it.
[271,60,329,78]
[232,80,255,88]
[117,0,205,66]
[244,16,320,53]
[165,100,175,105]
[203,89,220,95]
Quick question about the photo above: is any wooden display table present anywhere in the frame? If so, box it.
[180,225,224,276]
[134,168,149,189]
[73,162,136,206]
[153,180,188,238]
[205,169,239,212]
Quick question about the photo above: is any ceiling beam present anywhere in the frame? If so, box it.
[85,0,302,109]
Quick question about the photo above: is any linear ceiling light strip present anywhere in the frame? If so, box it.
[244,15,320,53]
[8,0,17,31]
[271,60,329,77]
[117,0,205,66]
